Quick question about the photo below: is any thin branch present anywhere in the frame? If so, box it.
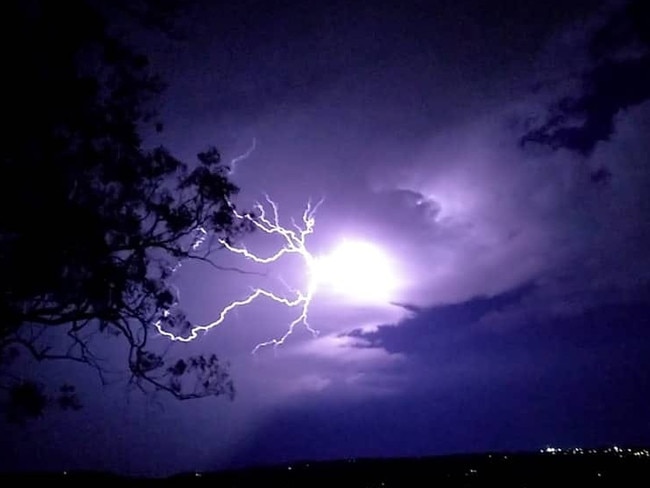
[9,337,95,366]
[188,254,268,277]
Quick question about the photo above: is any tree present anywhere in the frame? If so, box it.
[0,0,249,421]
[521,0,650,158]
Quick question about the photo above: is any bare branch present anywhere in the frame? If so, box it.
[188,254,268,277]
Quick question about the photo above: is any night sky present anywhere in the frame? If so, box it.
[3,0,650,476]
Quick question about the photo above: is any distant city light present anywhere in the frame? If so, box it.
[539,446,650,457]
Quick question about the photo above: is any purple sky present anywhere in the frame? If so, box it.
[3,0,650,476]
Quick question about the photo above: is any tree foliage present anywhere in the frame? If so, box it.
[521,0,650,157]
[0,0,249,421]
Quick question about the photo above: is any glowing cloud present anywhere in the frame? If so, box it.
[313,240,398,303]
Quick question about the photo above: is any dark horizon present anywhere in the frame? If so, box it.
[2,448,649,486]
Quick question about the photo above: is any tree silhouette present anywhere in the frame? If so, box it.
[521,0,650,158]
[0,0,249,421]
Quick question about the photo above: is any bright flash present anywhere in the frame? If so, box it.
[312,240,398,303]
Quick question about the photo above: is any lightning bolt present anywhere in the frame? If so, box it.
[154,139,323,352]
[154,194,323,353]
[228,137,256,176]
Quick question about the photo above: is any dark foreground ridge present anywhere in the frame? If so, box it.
[2,449,650,486]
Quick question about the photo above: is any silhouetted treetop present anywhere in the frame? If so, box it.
[0,0,249,421]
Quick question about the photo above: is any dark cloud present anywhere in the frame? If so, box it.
[349,283,536,355]
[521,0,650,155]
[226,296,650,468]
